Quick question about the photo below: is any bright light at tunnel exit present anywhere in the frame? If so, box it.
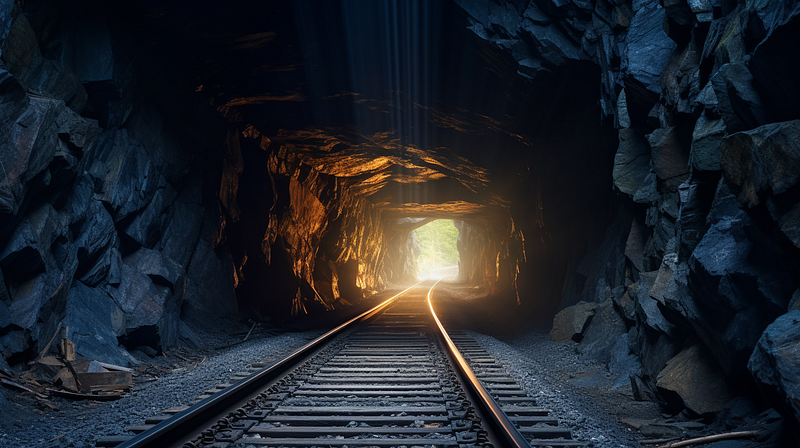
[413,219,459,280]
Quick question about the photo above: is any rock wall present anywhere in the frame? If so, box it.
[457,0,800,428]
[0,1,238,370]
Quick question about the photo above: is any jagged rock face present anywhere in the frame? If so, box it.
[0,0,235,367]
[460,0,800,427]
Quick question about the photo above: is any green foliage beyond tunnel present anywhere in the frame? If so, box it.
[413,220,460,276]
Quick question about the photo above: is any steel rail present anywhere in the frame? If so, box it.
[116,280,425,448]
[427,279,534,448]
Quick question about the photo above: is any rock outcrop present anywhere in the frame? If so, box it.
[454,0,800,427]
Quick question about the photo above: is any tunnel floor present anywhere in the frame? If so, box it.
[2,282,716,447]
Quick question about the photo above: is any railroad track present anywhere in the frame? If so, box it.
[101,280,581,448]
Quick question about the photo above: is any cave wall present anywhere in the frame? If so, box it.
[458,0,800,427]
[0,0,238,370]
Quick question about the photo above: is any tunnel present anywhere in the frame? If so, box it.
[1,0,800,445]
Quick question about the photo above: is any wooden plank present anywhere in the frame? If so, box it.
[273,406,446,415]
[250,426,452,435]
[293,390,441,397]
[76,371,132,391]
[259,415,450,425]
[302,384,439,390]
[238,437,457,446]
[95,435,133,447]
[125,424,155,434]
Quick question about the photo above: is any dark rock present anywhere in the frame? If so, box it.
[720,396,759,429]
[661,0,695,46]
[61,281,131,366]
[578,298,627,363]
[707,178,742,226]
[7,274,50,330]
[156,173,204,268]
[633,171,659,204]
[721,120,800,208]
[711,62,768,133]
[183,239,238,325]
[122,247,183,288]
[0,329,28,359]
[613,128,651,196]
[550,301,597,342]
[519,21,584,66]
[632,270,677,336]
[0,0,13,59]
[656,343,733,415]
[79,245,121,287]
[624,219,648,272]
[690,210,759,277]
[104,263,169,331]
[615,287,638,322]
[74,199,117,265]
[0,202,63,274]
[690,111,726,172]
[790,290,800,312]
[748,310,800,429]
[778,202,800,248]
[121,182,177,249]
[677,180,709,257]
[95,131,164,223]
[648,126,690,187]
[0,295,10,328]
[623,2,677,93]
[608,331,643,387]
[128,106,192,186]
[1,14,87,112]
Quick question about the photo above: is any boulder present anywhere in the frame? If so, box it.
[103,263,169,331]
[721,120,800,208]
[656,344,733,415]
[748,310,800,428]
[62,281,131,366]
[578,298,627,363]
[551,301,597,342]
[613,128,650,196]
[623,1,677,93]
[711,62,768,133]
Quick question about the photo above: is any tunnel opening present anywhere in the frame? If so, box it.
[412,219,460,281]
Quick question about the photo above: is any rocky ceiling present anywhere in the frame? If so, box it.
[121,0,610,223]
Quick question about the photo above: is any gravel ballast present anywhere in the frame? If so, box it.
[0,327,322,448]
[468,329,662,447]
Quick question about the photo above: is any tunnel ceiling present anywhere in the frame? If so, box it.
[113,0,608,224]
